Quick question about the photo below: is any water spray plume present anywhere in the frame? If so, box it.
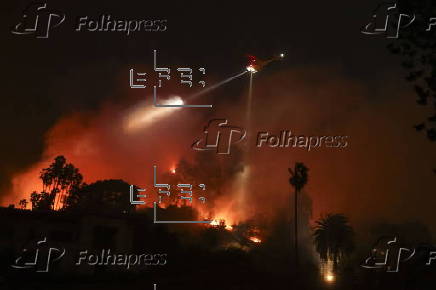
[234,71,254,219]
[126,69,249,133]
[124,96,184,132]
[187,70,247,101]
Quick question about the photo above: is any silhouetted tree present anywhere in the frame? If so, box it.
[37,155,83,210]
[386,0,436,143]
[64,179,135,214]
[288,162,309,269]
[18,199,27,209]
[313,214,354,268]
[30,191,53,210]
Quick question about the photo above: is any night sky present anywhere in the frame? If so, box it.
[2,0,435,234]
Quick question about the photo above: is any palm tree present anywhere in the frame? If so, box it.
[288,162,309,269]
[313,214,354,269]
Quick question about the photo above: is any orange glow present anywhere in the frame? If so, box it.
[324,274,335,283]
[321,258,335,284]
[210,219,220,226]
[249,236,261,243]
[208,219,233,231]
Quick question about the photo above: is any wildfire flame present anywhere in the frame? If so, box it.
[249,236,261,243]
[210,219,220,226]
[209,219,233,231]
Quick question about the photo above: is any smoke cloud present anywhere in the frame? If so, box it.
[6,65,436,234]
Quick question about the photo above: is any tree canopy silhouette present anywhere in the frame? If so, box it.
[387,0,436,142]
[30,155,83,210]
[64,179,135,214]
[313,213,354,267]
